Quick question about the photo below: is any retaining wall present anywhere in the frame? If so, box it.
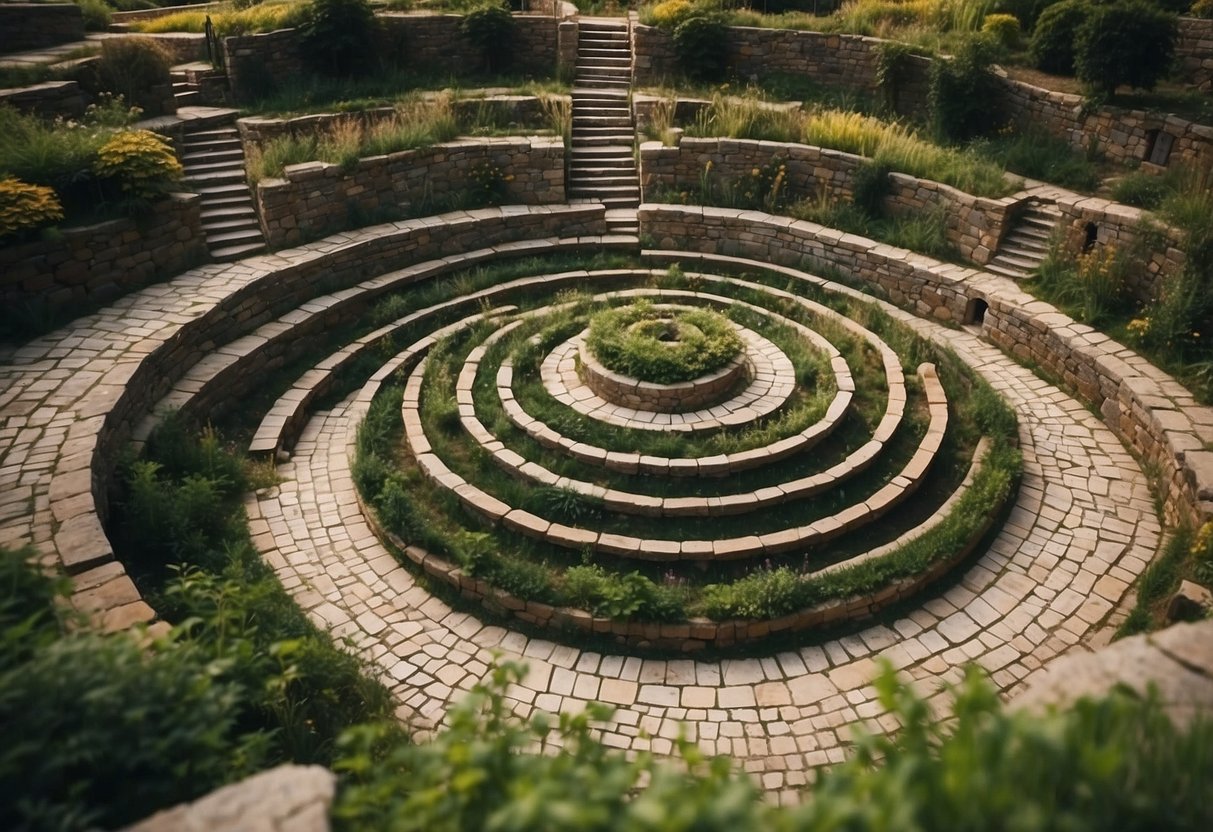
[639,136,1018,264]
[0,3,83,53]
[0,80,85,119]
[0,194,207,330]
[640,203,1213,527]
[1176,17,1213,93]
[254,136,566,248]
[1052,194,1187,303]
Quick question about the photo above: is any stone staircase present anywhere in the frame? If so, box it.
[569,19,639,235]
[986,200,1061,279]
[170,62,205,107]
[180,116,266,262]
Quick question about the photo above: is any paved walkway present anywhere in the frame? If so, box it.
[246,287,1159,802]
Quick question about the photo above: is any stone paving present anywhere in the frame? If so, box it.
[246,269,1159,803]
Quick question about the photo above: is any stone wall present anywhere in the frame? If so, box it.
[1052,194,1187,303]
[1000,73,1213,170]
[1176,17,1213,94]
[639,136,1018,264]
[225,14,560,102]
[0,3,83,53]
[0,80,85,119]
[236,95,557,147]
[640,203,1213,526]
[255,137,565,248]
[632,21,1210,168]
[631,23,932,114]
[223,28,303,104]
[0,194,208,328]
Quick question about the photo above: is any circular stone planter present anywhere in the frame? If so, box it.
[579,331,751,412]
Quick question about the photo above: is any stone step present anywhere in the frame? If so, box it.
[991,249,1044,269]
[572,136,635,148]
[984,260,1030,279]
[573,116,633,128]
[182,135,242,152]
[569,184,640,197]
[578,55,631,66]
[573,78,630,90]
[203,221,262,237]
[185,127,239,141]
[207,227,263,246]
[569,175,638,188]
[571,86,628,98]
[580,47,629,58]
[569,164,638,177]
[195,182,254,198]
[596,195,641,208]
[182,147,244,166]
[1009,222,1052,241]
[186,168,245,185]
[1001,233,1050,254]
[576,65,630,76]
[174,90,202,106]
[571,145,634,157]
[200,204,257,222]
[182,157,245,175]
[199,192,256,208]
[574,102,630,113]
[210,241,266,262]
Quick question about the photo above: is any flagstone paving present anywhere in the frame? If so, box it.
[245,290,1158,803]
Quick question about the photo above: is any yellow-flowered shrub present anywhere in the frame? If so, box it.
[647,0,695,28]
[0,177,64,240]
[93,130,183,202]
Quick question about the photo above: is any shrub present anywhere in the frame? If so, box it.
[585,300,744,383]
[75,0,112,31]
[301,0,380,78]
[851,160,891,218]
[1074,0,1178,98]
[1110,170,1170,209]
[93,129,184,206]
[929,36,1002,142]
[0,178,63,241]
[95,38,173,112]
[1194,0,1213,18]
[648,0,696,27]
[461,4,516,74]
[1030,0,1091,75]
[982,12,1022,46]
[673,15,730,82]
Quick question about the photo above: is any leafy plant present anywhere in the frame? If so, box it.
[93,130,184,206]
[929,35,1002,142]
[1030,0,1091,75]
[585,300,744,383]
[301,0,380,78]
[0,177,63,241]
[93,37,173,112]
[673,15,730,82]
[982,12,1022,47]
[1074,0,1178,98]
[461,4,516,74]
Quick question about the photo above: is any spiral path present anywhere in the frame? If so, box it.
[245,258,1158,800]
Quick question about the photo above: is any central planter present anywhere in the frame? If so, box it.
[579,335,750,412]
[580,302,749,412]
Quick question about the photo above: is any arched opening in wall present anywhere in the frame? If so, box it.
[964,298,989,326]
[1144,129,1175,167]
[1083,222,1099,252]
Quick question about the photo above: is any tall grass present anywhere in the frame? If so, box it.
[133,1,309,35]
[683,96,1013,197]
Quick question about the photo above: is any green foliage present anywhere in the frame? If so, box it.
[334,660,772,832]
[1194,0,1213,18]
[94,37,173,112]
[93,129,184,207]
[798,664,1213,831]
[1030,0,1090,74]
[972,126,1099,191]
[1034,239,1135,326]
[929,35,1002,142]
[873,41,920,112]
[851,160,891,219]
[673,15,730,83]
[1110,170,1171,209]
[0,177,63,241]
[1074,1,1178,97]
[301,0,380,78]
[585,300,745,384]
[982,12,1022,46]
[75,0,112,30]
[461,4,516,74]
[0,547,67,672]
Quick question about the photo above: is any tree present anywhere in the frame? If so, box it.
[1074,0,1178,98]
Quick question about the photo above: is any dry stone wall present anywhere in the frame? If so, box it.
[639,136,1017,264]
[999,73,1213,170]
[1052,194,1187,303]
[1176,17,1213,93]
[0,80,85,119]
[0,194,207,327]
[640,203,1213,527]
[254,136,565,248]
[223,28,303,103]
[0,3,83,53]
